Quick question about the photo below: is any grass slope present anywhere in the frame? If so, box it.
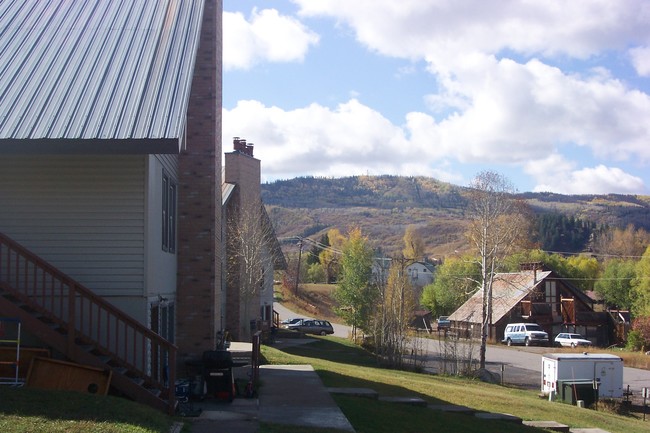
[0,387,174,433]
[262,337,647,433]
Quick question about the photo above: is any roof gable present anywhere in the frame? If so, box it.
[448,270,551,324]
[0,0,205,153]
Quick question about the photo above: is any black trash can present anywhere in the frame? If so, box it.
[202,350,234,402]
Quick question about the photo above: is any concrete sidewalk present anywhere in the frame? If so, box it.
[186,362,354,433]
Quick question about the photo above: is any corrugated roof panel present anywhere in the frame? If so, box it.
[0,0,205,151]
[448,270,552,324]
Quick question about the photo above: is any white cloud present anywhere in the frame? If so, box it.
[224,9,319,70]
[398,55,650,170]
[529,161,645,195]
[630,46,650,77]
[292,0,650,66]
[223,91,649,193]
[288,0,650,167]
[223,2,650,194]
[222,99,468,181]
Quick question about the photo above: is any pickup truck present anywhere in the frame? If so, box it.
[436,316,451,329]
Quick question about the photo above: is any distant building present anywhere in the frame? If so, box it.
[448,263,611,346]
[406,261,436,288]
[222,138,287,341]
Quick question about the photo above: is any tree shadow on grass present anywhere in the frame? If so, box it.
[263,338,546,433]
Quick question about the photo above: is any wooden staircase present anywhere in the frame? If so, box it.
[0,233,177,414]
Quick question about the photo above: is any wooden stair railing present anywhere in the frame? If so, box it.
[0,232,176,414]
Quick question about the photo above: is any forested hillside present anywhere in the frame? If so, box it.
[262,175,650,257]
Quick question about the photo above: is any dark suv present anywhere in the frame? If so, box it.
[288,319,334,335]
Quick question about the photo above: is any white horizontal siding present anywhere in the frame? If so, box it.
[146,154,178,298]
[0,155,146,296]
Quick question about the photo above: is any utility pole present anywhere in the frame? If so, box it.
[294,239,303,295]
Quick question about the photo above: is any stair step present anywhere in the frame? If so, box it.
[130,377,145,386]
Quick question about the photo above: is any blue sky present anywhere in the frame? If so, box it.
[222,0,650,195]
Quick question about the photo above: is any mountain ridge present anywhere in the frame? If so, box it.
[262,175,650,257]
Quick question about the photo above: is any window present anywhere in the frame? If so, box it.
[162,172,177,253]
[545,280,557,314]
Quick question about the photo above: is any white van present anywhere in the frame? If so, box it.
[502,323,549,346]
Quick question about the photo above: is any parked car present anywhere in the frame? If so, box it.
[289,319,334,335]
[436,316,451,329]
[502,323,549,346]
[554,333,592,348]
[281,318,304,327]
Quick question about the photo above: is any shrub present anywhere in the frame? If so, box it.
[625,330,647,351]
[627,317,650,351]
[632,317,650,342]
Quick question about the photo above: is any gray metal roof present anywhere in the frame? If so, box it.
[448,270,552,324]
[0,0,205,153]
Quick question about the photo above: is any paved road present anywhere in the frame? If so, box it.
[274,302,650,400]
[419,334,650,400]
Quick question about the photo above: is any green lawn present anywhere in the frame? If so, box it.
[0,336,645,433]
[262,336,648,433]
[0,386,174,433]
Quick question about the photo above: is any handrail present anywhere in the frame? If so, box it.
[272,309,279,328]
[0,232,176,413]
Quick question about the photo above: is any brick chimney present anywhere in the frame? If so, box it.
[232,136,254,157]
[176,0,223,366]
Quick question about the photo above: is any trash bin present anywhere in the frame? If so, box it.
[202,350,235,402]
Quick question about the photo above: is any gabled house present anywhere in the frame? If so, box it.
[406,261,436,288]
[448,263,610,346]
[371,258,435,307]
[0,0,225,413]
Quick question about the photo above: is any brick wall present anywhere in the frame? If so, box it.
[176,0,222,364]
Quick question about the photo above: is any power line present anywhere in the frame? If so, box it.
[540,249,650,260]
[280,236,343,256]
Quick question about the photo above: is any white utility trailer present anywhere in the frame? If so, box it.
[541,353,623,399]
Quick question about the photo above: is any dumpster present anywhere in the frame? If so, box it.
[202,350,235,402]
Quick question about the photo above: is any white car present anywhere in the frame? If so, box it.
[554,333,592,348]
[281,318,304,328]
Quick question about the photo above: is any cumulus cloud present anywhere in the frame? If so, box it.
[529,161,645,195]
[292,0,650,65]
[224,8,319,70]
[224,2,650,194]
[224,89,649,193]
[426,57,650,165]
[630,46,650,77]
[223,99,462,181]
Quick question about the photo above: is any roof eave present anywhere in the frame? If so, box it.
[0,138,182,154]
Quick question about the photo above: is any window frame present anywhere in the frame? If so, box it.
[162,172,177,253]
